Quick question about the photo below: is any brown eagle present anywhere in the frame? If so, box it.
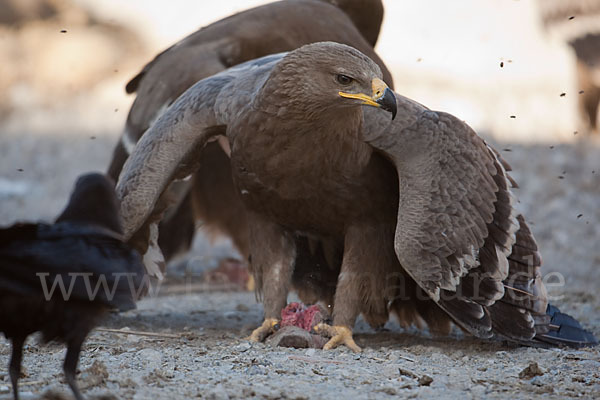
[108,0,392,270]
[116,42,597,351]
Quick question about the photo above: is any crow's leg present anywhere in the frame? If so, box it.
[9,336,25,400]
[63,335,86,400]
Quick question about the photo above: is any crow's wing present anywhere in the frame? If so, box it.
[0,222,145,311]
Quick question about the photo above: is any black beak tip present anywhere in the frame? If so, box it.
[377,88,397,120]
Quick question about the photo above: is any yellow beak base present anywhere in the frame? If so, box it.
[338,78,389,107]
[339,78,397,119]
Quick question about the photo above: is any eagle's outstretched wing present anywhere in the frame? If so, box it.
[362,94,597,346]
[117,54,285,240]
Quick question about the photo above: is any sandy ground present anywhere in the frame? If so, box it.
[1,122,599,400]
[1,1,600,399]
[0,289,598,400]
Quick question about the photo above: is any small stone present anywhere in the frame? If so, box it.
[519,362,544,379]
[399,368,418,379]
[418,375,433,386]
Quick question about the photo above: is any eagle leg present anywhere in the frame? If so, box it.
[246,213,296,341]
[314,323,361,352]
[248,318,280,342]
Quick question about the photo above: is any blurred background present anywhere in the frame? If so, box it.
[0,0,599,291]
[1,0,597,140]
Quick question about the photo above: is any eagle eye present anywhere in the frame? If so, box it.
[336,74,353,85]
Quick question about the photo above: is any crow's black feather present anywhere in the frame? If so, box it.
[0,172,146,400]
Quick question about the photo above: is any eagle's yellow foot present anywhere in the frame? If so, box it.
[313,323,361,352]
[248,318,279,342]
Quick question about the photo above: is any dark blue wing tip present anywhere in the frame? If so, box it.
[545,303,598,347]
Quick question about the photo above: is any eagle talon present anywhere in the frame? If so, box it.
[314,323,361,352]
[247,318,280,342]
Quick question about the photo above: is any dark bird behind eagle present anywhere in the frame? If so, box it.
[107,0,391,271]
[116,42,597,352]
[0,173,146,400]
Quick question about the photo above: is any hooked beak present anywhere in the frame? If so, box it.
[339,78,397,120]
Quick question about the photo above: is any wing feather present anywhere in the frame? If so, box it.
[363,91,594,346]
[363,94,521,337]
[116,54,284,239]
